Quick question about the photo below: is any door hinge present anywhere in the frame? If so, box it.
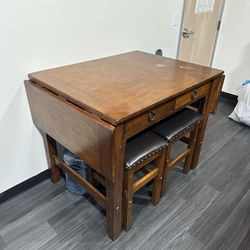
[217,20,221,31]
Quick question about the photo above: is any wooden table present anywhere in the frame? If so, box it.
[25,51,224,240]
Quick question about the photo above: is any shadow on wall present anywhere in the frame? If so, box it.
[228,43,250,94]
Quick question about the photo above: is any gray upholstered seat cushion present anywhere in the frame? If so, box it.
[125,131,167,169]
[153,108,201,143]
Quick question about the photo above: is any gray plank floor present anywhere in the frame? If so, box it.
[1,98,250,250]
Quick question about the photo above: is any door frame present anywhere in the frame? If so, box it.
[176,0,227,66]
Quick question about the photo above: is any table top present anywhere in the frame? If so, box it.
[28,51,223,125]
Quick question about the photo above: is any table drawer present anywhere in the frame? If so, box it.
[125,101,174,138]
[175,83,210,110]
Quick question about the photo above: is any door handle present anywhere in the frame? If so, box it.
[182,28,195,38]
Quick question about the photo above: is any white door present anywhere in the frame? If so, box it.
[178,0,225,66]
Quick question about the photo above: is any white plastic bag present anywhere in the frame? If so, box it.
[229,80,250,126]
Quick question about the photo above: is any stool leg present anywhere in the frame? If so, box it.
[152,150,166,205]
[183,124,200,173]
[161,144,172,196]
[123,169,134,231]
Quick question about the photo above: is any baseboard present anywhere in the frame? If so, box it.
[0,169,50,204]
[221,91,237,102]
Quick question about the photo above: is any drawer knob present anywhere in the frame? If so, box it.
[148,110,156,122]
[192,90,198,99]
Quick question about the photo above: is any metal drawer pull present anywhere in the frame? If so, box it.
[148,110,156,122]
[192,90,198,99]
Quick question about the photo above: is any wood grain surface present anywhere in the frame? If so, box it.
[25,80,115,181]
[28,51,223,125]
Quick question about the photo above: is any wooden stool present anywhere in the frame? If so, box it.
[123,131,167,231]
[153,108,201,196]
[91,131,167,231]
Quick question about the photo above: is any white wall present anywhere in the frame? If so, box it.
[213,0,250,94]
[0,0,183,193]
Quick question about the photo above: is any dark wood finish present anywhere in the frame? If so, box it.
[25,80,123,240]
[161,124,200,196]
[106,124,125,240]
[189,97,206,169]
[54,156,107,208]
[169,149,191,170]
[24,51,224,240]
[123,150,166,231]
[133,169,159,193]
[28,51,223,125]
[180,136,190,144]
[151,150,166,205]
[161,144,172,196]
[183,124,200,173]
[125,101,174,138]
[123,167,133,231]
[91,170,106,188]
[175,83,211,110]
[192,75,224,169]
[25,81,115,181]
[91,149,166,232]
[191,83,215,170]
[42,134,61,183]
[209,75,225,114]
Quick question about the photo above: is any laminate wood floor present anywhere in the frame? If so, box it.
[1,98,250,250]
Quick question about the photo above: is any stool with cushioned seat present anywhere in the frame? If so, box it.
[91,131,167,231]
[153,108,201,196]
[123,131,167,230]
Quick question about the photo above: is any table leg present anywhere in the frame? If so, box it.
[42,132,61,183]
[106,179,123,240]
[106,125,125,240]
[191,97,209,169]
[192,76,225,168]
[191,115,209,169]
